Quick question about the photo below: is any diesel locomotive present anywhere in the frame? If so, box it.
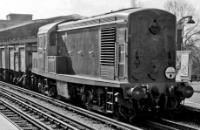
[0,8,193,120]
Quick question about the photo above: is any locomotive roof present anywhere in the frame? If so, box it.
[0,14,83,43]
[38,21,63,35]
[57,8,136,31]
[57,8,173,32]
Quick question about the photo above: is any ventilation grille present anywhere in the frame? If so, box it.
[100,27,116,66]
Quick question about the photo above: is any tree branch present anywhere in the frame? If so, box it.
[184,31,200,45]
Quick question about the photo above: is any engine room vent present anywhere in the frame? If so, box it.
[100,27,116,66]
[100,27,116,79]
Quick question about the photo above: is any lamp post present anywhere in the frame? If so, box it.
[176,16,195,82]
[177,16,195,50]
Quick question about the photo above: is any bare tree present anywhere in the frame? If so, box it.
[164,0,200,46]
[164,0,195,20]
[183,19,200,47]
[164,0,200,76]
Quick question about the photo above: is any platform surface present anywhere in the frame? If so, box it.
[183,82,200,110]
[0,113,19,130]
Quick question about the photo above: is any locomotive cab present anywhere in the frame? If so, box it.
[128,10,176,83]
[125,9,193,111]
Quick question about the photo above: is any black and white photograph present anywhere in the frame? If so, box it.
[0,0,199,129]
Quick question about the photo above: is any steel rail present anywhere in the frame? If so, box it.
[0,87,94,130]
[0,91,83,130]
[144,118,198,130]
[0,100,50,130]
[0,81,142,130]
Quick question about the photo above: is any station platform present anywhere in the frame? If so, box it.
[183,100,200,112]
[183,82,200,111]
[0,113,19,130]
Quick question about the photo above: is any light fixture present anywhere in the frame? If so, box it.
[187,16,195,24]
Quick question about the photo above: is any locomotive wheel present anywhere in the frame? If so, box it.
[128,108,136,122]
[47,86,57,97]
[38,82,45,94]
[3,70,9,82]
[167,97,178,110]
[84,90,93,110]
[117,104,137,122]
[113,103,120,120]
[22,76,27,88]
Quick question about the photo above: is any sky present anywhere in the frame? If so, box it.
[0,0,199,20]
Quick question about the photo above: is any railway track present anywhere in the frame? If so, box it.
[0,92,91,130]
[0,100,50,130]
[0,81,142,130]
[1,81,198,130]
[168,104,200,129]
[143,118,198,130]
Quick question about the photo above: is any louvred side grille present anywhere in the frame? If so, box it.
[100,27,116,66]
